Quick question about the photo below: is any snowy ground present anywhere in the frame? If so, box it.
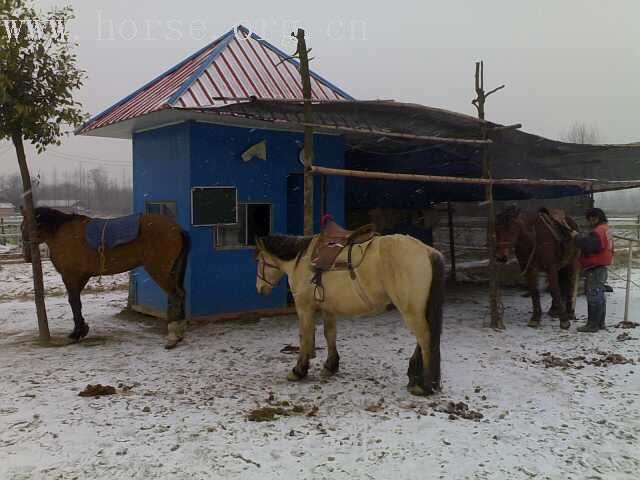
[0,260,128,301]
[1,264,639,480]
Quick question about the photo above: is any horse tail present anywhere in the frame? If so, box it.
[177,230,191,289]
[426,250,445,390]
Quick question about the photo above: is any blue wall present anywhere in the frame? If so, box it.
[132,123,191,316]
[132,121,345,318]
[188,122,345,316]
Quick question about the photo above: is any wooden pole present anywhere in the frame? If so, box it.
[310,166,593,188]
[294,28,315,236]
[447,202,457,283]
[624,239,633,323]
[299,122,492,146]
[473,61,505,330]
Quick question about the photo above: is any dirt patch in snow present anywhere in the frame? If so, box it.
[538,351,636,369]
[78,384,117,397]
[615,321,640,329]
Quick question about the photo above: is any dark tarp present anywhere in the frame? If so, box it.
[180,99,640,202]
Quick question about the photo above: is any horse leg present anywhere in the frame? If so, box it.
[64,276,90,341]
[406,344,423,390]
[403,310,434,396]
[527,270,542,328]
[547,270,570,330]
[145,266,186,349]
[288,309,315,381]
[320,313,339,378]
[165,287,187,350]
[566,263,580,320]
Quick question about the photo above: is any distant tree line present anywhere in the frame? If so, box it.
[0,167,132,215]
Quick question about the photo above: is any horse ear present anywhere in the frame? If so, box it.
[256,237,264,251]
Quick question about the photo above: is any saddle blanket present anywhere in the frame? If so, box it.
[85,214,141,250]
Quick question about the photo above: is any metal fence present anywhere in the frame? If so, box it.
[0,216,21,246]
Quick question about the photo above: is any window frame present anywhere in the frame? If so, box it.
[145,201,177,221]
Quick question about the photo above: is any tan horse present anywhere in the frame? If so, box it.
[22,207,189,348]
[255,234,445,396]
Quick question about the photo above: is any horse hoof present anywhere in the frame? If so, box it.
[527,320,540,328]
[560,320,571,330]
[320,367,337,378]
[408,384,433,397]
[69,324,89,341]
[165,333,183,350]
[287,371,304,382]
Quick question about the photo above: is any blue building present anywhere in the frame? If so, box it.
[79,26,351,318]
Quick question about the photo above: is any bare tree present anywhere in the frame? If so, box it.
[564,122,601,144]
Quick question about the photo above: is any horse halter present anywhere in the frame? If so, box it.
[256,255,281,287]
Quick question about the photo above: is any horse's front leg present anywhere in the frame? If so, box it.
[547,270,570,330]
[63,276,90,341]
[288,309,315,381]
[321,313,339,378]
[526,269,542,328]
[566,262,580,320]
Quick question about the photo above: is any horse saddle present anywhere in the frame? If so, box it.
[85,214,142,250]
[311,220,377,273]
[539,208,573,241]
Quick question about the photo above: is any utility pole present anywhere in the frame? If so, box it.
[472,61,505,330]
[292,28,315,236]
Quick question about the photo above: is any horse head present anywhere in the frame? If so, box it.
[255,237,286,296]
[495,206,522,263]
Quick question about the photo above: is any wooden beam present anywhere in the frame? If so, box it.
[299,122,492,146]
[311,165,593,188]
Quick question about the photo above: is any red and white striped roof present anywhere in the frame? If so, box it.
[78,26,353,135]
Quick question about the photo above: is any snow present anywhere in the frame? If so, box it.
[1,263,639,479]
[0,260,128,300]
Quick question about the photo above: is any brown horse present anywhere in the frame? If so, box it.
[495,207,580,329]
[22,207,189,348]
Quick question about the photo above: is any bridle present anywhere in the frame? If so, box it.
[256,254,281,287]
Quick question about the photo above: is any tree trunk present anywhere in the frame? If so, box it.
[12,132,50,341]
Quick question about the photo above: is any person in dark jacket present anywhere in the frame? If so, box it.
[570,208,614,332]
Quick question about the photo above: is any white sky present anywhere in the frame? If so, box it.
[0,0,638,180]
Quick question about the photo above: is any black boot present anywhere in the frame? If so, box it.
[578,304,600,333]
[598,303,607,330]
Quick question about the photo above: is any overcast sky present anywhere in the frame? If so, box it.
[1,0,638,180]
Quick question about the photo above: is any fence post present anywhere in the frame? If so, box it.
[0,218,4,246]
[624,239,633,323]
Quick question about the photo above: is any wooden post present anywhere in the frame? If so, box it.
[473,61,505,330]
[624,239,633,323]
[294,28,315,236]
[447,202,456,282]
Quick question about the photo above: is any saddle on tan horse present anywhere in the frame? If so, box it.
[310,215,377,300]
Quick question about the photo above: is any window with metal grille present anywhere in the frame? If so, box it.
[216,203,271,248]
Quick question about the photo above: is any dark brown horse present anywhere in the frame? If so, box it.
[495,207,580,329]
[22,207,189,348]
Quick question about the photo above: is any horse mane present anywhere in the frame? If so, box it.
[33,207,83,235]
[258,235,313,261]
